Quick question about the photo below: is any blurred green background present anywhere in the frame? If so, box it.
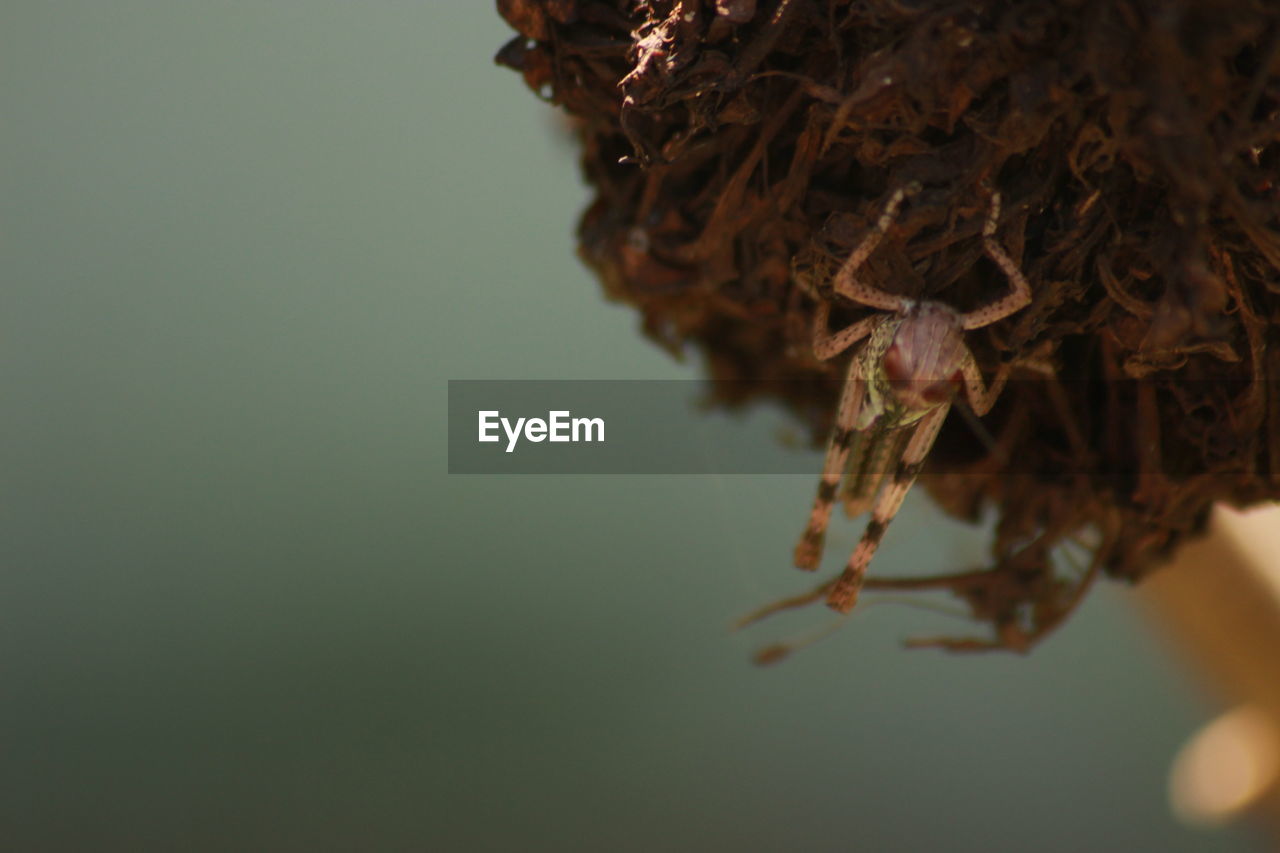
[0,3,1257,851]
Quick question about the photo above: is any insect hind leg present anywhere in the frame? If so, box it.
[826,404,950,612]
[842,425,907,518]
[794,356,865,570]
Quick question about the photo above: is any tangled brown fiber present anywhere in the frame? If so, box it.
[496,0,1280,650]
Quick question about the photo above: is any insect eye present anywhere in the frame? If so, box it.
[882,347,907,382]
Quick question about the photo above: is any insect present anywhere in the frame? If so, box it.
[793,182,1035,613]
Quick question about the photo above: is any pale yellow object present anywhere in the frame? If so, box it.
[1141,503,1280,830]
[1169,704,1279,825]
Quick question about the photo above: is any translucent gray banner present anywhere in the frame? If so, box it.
[447,378,1264,475]
[448,380,818,473]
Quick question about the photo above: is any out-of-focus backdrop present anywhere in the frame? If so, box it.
[1,3,1260,850]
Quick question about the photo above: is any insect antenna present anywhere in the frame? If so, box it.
[732,578,834,630]
[751,617,850,666]
[744,593,977,665]
[952,397,1004,461]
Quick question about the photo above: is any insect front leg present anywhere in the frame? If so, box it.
[960,191,1033,330]
[960,349,1055,416]
[811,300,880,361]
[826,403,951,613]
[794,354,867,570]
[829,182,921,312]
[959,355,1007,417]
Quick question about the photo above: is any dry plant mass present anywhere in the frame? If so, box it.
[496,0,1280,652]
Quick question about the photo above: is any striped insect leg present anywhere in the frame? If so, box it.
[838,428,873,517]
[841,425,908,518]
[960,192,1033,331]
[830,182,921,313]
[826,403,950,612]
[793,355,865,570]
